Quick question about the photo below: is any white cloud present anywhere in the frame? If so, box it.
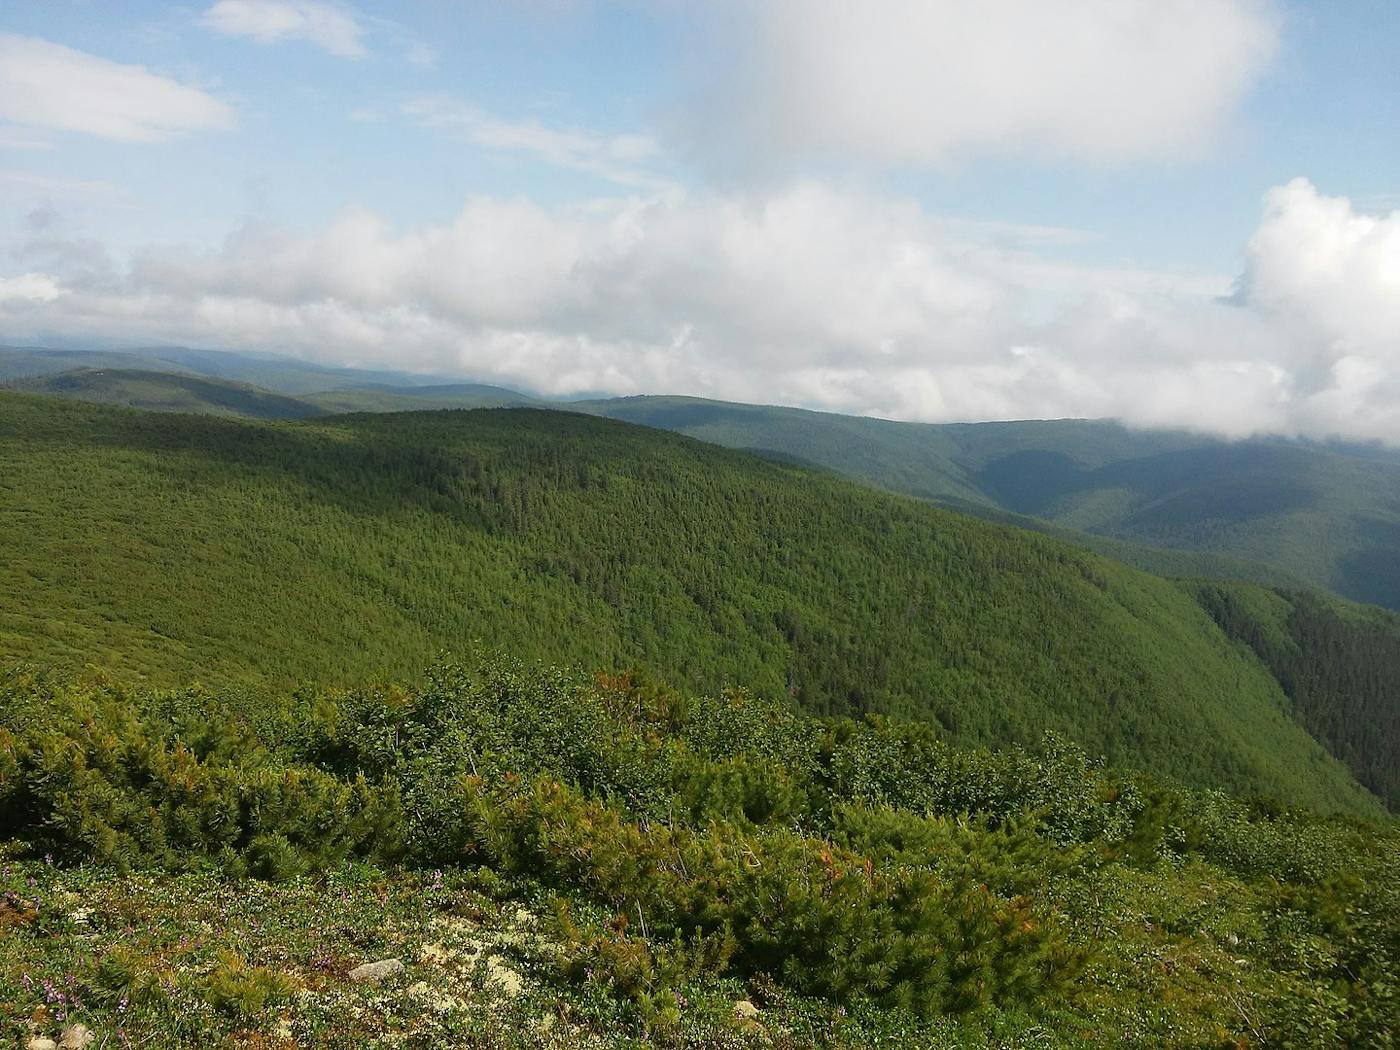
[6,179,1400,443]
[1242,178,1400,348]
[0,273,62,303]
[405,98,668,189]
[1234,178,1400,438]
[0,35,233,143]
[201,0,367,58]
[691,0,1278,168]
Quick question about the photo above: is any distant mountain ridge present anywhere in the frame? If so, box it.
[0,344,478,394]
[303,382,540,413]
[4,368,329,420]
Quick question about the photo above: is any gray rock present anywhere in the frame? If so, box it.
[347,958,405,983]
[58,1026,95,1050]
[26,1036,58,1050]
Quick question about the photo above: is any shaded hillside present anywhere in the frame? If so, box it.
[118,346,464,395]
[4,368,328,420]
[577,396,1400,609]
[573,394,988,503]
[0,346,198,382]
[1193,581,1400,810]
[0,391,1377,814]
[929,494,1308,590]
[954,424,1400,612]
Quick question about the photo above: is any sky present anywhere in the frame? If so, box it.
[1,1,1399,440]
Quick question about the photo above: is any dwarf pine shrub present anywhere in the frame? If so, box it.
[1,657,1395,1034]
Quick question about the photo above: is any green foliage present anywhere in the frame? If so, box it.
[550,898,738,1033]
[2,657,1396,1044]
[462,774,1081,1016]
[0,391,1379,813]
[0,670,403,874]
[201,952,296,1020]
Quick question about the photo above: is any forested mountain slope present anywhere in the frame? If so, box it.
[0,391,1377,814]
[1192,581,1400,810]
[578,396,1400,610]
[12,347,1397,609]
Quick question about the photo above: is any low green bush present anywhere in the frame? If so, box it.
[1,657,1395,1040]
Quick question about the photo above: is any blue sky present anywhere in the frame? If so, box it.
[2,1,1399,440]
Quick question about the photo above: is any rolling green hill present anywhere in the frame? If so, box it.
[4,368,330,419]
[0,390,1380,815]
[576,396,1400,610]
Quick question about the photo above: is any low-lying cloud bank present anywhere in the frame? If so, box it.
[3,178,1399,443]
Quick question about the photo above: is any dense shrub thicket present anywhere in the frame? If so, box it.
[1,660,1395,1042]
[0,393,1380,814]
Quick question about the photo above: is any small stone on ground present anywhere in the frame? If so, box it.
[348,957,405,983]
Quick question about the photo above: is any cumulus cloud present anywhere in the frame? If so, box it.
[689,0,1277,168]
[1235,178,1400,438]
[4,179,1400,442]
[0,35,234,143]
[201,0,367,58]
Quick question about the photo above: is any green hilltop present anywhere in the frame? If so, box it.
[0,390,1380,816]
